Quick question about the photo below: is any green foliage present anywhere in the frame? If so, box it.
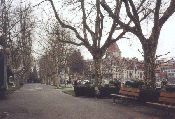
[104,84,109,88]
[28,66,40,83]
[125,80,144,88]
[0,88,6,100]
[114,81,121,88]
[139,89,160,103]
[161,81,168,85]
[109,80,114,84]
[85,82,91,85]
[68,50,84,75]
[59,86,72,89]
[74,85,119,98]
[62,90,75,96]
[166,85,175,93]
[98,87,119,98]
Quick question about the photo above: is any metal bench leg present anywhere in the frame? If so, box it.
[163,107,170,117]
[113,96,116,104]
[131,99,135,106]
[122,98,125,105]
[167,108,170,117]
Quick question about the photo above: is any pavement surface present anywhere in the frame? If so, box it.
[0,83,175,119]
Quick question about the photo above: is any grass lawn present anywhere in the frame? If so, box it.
[57,86,73,89]
[6,85,23,95]
[62,90,75,96]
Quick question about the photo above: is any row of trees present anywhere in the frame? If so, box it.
[0,0,34,87]
[44,0,175,89]
[38,23,85,85]
[28,65,39,83]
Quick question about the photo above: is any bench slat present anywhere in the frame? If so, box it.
[146,92,175,110]
[111,88,140,104]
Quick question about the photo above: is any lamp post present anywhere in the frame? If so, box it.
[121,58,126,88]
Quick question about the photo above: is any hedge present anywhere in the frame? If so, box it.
[125,80,144,88]
[0,88,6,100]
[74,86,119,98]
[139,89,160,103]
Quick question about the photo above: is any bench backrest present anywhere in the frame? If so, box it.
[159,92,175,104]
[119,88,128,95]
[127,88,140,97]
[119,88,140,97]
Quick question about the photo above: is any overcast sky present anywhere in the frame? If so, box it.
[82,13,175,61]
[29,0,175,61]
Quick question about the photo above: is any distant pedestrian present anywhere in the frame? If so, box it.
[64,80,66,87]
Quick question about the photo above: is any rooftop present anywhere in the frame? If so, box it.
[107,42,120,52]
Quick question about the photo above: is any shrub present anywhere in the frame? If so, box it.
[85,82,91,85]
[84,87,95,97]
[0,88,6,100]
[74,86,83,96]
[74,85,119,98]
[139,89,160,103]
[98,87,120,98]
[109,80,114,84]
[161,81,168,85]
[104,84,109,88]
[114,81,121,88]
[166,85,175,93]
[125,80,144,88]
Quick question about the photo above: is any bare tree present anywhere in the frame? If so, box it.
[101,0,175,89]
[0,0,34,86]
[46,0,126,87]
[38,23,74,86]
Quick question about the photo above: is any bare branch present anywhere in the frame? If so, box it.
[101,0,136,34]
[81,0,95,40]
[128,0,140,21]
[137,0,147,12]
[101,31,126,56]
[156,52,170,59]
[48,0,91,48]
[159,0,175,28]
[111,31,127,42]
[154,0,161,31]
[139,8,155,22]
[122,0,138,25]
[56,38,84,46]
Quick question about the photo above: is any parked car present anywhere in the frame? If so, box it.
[103,79,109,84]
[82,80,89,84]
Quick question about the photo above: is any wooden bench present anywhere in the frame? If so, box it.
[111,88,140,104]
[146,92,175,115]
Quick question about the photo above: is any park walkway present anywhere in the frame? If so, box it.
[0,83,174,119]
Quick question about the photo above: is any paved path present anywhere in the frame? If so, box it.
[0,83,174,119]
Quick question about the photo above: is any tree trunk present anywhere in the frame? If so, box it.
[143,43,156,89]
[94,58,102,87]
